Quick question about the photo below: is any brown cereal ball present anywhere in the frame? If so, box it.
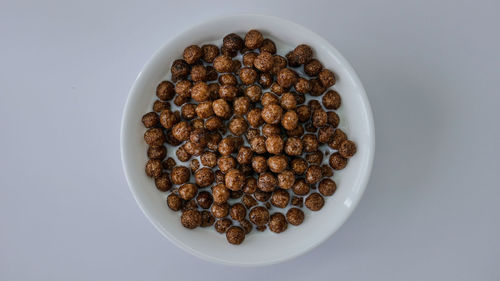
[212,184,230,204]
[261,124,279,137]
[277,68,298,89]
[327,111,340,128]
[329,129,347,149]
[219,85,238,101]
[296,105,311,123]
[201,44,219,63]
[244,85,262,103]
[229,116,248,136]
[148,145,167,160]
[156,81,175,101]
[230,190,244,199]
[261,103,283,125]
[211,99,231,119]
[258,73,273,89]
[318,178,337,197]
[286,208,304,226]
[292,179,310,196]
[171,59,190,81]
[205,116,223,131]
[173,95,188,106]
[217,156,237,173]
[232,136,244,149]
[215,218,232,233]
[237,146,253,165]
[280,92,297,110]
[265,135,284,155]
[292,44,313,65]
[249,206,270,226]
[181,104,196,121]
[309,99,322,112]
[232,96,250,116]
[295,93,306,105]
[194,168,214,188]
[190,82,209,102]
[294,78,311,94]
[242,52,258,67]
[306,151,323,165]
[305,123,317,133]
[241,194,258,209]
[253,51,274,72]
[339,140,357,158]
[269,213,288,233]
[230,203,247,221]
[238,67,258,85]
[291,196,303,207]
[245,128,260,142]
[243,177,258,194]
[199,151,216,168]
[195,102,214,119]
[319,68,336,88]
[309,78,326,96]
[190,65,207,82]
[278,170,295,189]
[223,33,244,52]
[251,156,267,174]
[318,125,335,144]
[207,83,220,99]
[250,135,267,154]
[226,226,245,245]
[286,124,305,137]
[203,67,217,82]
[271,189,290,208]
[312,109,327,128]
[213,55,234,73]
[284,137,303,156]
[218,73,237,86]
[322,164,334,177]
[270,82,285,96]
[244,29,264,49]
[270,55,287,75]
[231,60,242,73]
[196,191,213,209]
[322,90,341,109]
[200,211,215,227]
[211,203,230,219]
[304,59,323,76]
[217,137,235,156]
[286,51,300,67]
[302,134,319,152]
[305,193,324,211]
[225,169,245,191]
[191,118,204,130]
[267,155,288,173]
[142,112,159,128]
[257,172,278,192]
[179,183,198,201]
[247,108,264,128]
[176,146,190,162]
[181,209,202,229]
[261,92,279,107]
[240,219,253,234]
[167,193,182,211]
[153,100,170,113]
[171,166,190,185]
[144,128,165,147]
[254,190,272,202]
[155,173,172,191]
[206,132,222,151]
[305,165,323,184]
[163,157,176,170]
[174,80,192,98]
[221,46,237,58]
[172,121,191,142]
[183,141,203,156]
[260,38,276,54]
[159,109,177,129]
[183,45,202,64]
[281,110,299,131]
[329,152,348,170]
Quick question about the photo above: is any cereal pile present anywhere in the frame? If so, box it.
[142,30,357,245]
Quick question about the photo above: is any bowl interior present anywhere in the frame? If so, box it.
[121,14,374,266]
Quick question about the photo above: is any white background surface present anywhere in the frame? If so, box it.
[1,0,499,280]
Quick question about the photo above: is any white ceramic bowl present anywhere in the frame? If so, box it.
[121,14,374,266]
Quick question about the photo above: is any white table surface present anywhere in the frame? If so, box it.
[1,0,499,280]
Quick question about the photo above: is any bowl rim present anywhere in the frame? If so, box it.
[121,13,375,266]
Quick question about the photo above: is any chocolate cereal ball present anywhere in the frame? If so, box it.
[318,125,335,143]
[194,102,213,119]
[206,132,222,151]
[175,80,192,98]
[242,52,258,67]
[292,44,313,65]
[259,73,273,89]
[329,152,348,170]
[261,103,283,125]
[304,59,323,76]
[296,105,311,123]
[261,92,279,107]
[183,45,202,64]
[322,90,341,109]
[201,44,219,63]
[205,116,223,131]
[245,128,260,142]
[219,84,238,101]
[191,82,210,102]
[302,134,319,152]
[277,170,295,189]
[218,73,237,86]
[318,178,337,197]
[257,172,277,192]
[265,135,284,154]
[172,121,191,141]
[269,213,288,233]
[262,124,280,137]
[294,78,311,94]
[286,51,300,67]
[241,194,258,209]
[229,116,248,136]
[309,78,326,96]
[270,55,287,76]
[179,183,198,201]
[267,155,288,173]
[253,51,274,72]
[156,81,175,101]
[270,82,285,96]
[176,146,190,162]
[218,137,235,156]
[194,168,214,188]
[305,193,324,211]
[292,179,310,196]
[237,146,253,165]
[196,191,213,209]
[306,151,323,165]
[212,184,230,204]
[291,196,303,207]
[260,39,276,54]
[251,156,268,173]
[319,68,336,88]
[223,33,244,52]
[221,46,237,58]
[284,137,303,156]
[322,164,334,177]
[159,109,178,129]
[249,206,270,226]
[339,140,357,158]
[244,85,262,102]
[244,29,264,49]
[190,65,207,82]
[240,219,253,234]
[247,108,264,128]
[171,166,190,185]
[286,124,304,137]
[250,135,267,154]
[305,165,323,184]
[171,59,190,81]
[211,203,230,218]
[280,92,297,110]
[215,171,225,184]
[215,218,232,233]
[144,160,161,178]
[312,109,328,128]
[225,169,245,191]
[200,211,215,227]
[329,129,347,149]
[155,173,172,191]
[217,156,236,173]
[243,177,258,194]
[271,189,290,208]
[147,145,166,160]
[281,110,299,131]
[226,226,245,245]
[230,203,246,221]
[180,209,202,229]
[233,96,251,115]
[254,190,272,202]
[142,112,159,128]
[167,193,182,211]
[277,68,298,88]
[144,128,165,147]
[213,55,234,73]
[181,103,196,120]
[286,208,304,226]
[239,67,258,85]
[212,99,231,118]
